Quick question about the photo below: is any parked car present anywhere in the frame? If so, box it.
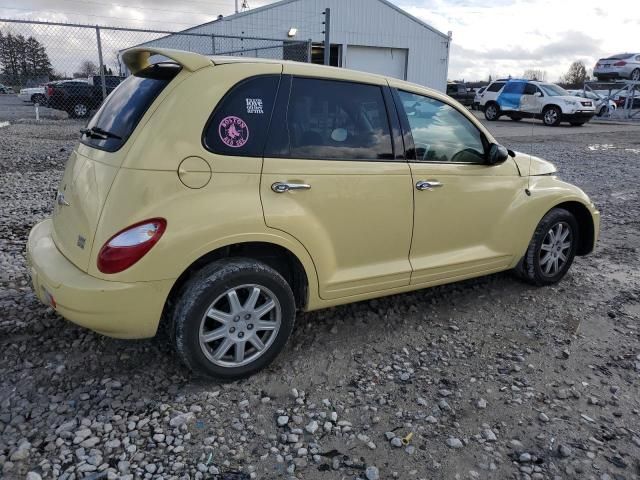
[594,53,640,82]
[27,48,600,379]
[472,86,486,110]
[480,79,596,126]
[566,89,617,116]
[45,75,122,118]
[0,83,14,94]
[18,86,47,104]
[613,93,640,109]
[446,82,475,107]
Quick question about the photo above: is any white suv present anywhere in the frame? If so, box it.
[479,79,596,126]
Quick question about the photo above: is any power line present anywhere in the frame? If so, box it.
[38,0,231,17]
[0,5,215,27]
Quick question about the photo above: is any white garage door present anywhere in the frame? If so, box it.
[346,46,407,80]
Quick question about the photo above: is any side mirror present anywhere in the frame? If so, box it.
[534,91,543,97]
[487,143,509,165]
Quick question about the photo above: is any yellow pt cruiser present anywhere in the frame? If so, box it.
[27,48,600,379]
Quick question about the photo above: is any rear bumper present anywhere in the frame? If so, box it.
[27,219,174,339]
[593,71,625,79]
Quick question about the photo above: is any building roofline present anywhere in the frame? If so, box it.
[176,0,451,40]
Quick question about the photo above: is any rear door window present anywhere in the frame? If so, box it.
[265,77,394,161]
[203,75,280,157]
[487,82,505,92]
[81,63,181,152]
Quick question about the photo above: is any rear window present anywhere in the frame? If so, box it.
[203,75,280,157]
[606,54,632,60]
[80,63,181,152]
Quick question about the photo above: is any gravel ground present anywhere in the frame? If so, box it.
[1,118,639,480]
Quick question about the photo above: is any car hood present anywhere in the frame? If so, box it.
[512,152,557,176]
[555,95,593,104]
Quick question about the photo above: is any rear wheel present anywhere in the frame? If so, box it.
[631,68,640,82]
[542,106,561,126]
[172,258,296,379]
[484,102,500,121]
[515,208,579,286]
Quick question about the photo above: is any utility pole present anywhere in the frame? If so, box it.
[323,8,331,66]
[235,0,239,13]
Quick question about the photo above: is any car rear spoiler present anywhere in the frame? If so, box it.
[122,47,213,74]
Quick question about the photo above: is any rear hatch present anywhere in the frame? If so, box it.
[52,60,183,272]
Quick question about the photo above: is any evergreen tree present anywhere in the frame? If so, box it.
[0,30,53,85]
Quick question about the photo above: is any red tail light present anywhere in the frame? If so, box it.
[97,218,166,274]
[46,85,54,96]
[613,61,627,67]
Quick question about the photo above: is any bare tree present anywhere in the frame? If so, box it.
[522,69,547,81]
[560,61,588,88]
[74,59,97,78]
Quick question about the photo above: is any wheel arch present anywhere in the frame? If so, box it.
[542,103,562,113]
[550,201,595,256]
[162,240,314,327]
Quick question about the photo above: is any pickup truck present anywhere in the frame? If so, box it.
[45,75,123,118]
[446,82,475,107]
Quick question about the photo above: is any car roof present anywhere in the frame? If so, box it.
[122,46,413,89]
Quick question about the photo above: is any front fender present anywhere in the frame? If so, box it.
[509,176,599,263]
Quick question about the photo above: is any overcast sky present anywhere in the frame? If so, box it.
[1,0,638,81]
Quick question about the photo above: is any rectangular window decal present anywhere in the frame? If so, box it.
[246,98,264,114]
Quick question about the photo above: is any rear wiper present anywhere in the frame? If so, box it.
[80,126,122,140]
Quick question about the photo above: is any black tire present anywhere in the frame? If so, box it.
[31,93,45,104]
[570,122,585,126]
[597,106,607,117]
[515,208,579,286]
[484,102,500,121]
[172,258,296,380]
[542,105,561,126]
[631,68,640,82]
[69,101,89,118]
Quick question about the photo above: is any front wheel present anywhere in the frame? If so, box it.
[631,68,640,82]
[172,258,296,379]
[484,103,500,121]
[515,208,579,286]
[542,106,561,126]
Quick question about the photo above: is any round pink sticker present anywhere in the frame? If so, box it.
[219,116,249,148]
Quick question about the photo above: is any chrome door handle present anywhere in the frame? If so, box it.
[416,180,443,191]
[271,182,311,193]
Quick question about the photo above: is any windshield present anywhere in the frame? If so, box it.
[81,62,181,152]
[539,83,570,97]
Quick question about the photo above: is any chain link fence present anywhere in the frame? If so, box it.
[0,18,311,119]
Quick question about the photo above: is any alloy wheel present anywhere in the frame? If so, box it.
[539,221,572,276]
[544,108,558,125]
[198,284,281,367]
[632,69,640,82]
[486,105,497,119]
[74,103,88,117]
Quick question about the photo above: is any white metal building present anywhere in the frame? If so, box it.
[144,0,451,90]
